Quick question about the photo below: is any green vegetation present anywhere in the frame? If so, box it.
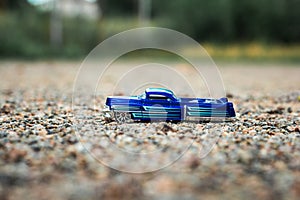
[153,0,300,43]
[203,43,300,62]
[0,11,100,59]
[97,42,300,63]
[0,0,299,61]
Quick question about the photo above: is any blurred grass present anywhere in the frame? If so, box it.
[99,17,139,39]
[103,44,300,64]
[98,18,300,63]
[203,43,300,63]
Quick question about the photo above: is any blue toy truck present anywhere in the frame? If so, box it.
[105,88,235,123]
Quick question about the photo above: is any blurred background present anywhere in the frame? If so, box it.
[0,0,299,61]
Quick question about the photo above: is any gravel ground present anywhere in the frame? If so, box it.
[0,61,299,200]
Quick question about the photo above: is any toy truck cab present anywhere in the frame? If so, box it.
[142,88,178,105]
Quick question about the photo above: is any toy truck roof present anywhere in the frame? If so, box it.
[145,88,174,95]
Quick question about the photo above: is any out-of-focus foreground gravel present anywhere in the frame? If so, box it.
[0,61,299,200]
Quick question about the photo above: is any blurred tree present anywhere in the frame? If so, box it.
[280,0,300,43]
[153,0,234,42]
[153,0,300,43]
[0,0,32,11]
[50,0,62,49]
[138,0,151,25]
[97,0,138,17]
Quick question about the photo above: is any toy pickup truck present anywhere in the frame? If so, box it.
[105,88,235,123]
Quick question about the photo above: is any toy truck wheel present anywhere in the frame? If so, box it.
[114,112,132,123]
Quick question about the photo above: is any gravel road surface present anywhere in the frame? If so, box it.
[0,61,299,200]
